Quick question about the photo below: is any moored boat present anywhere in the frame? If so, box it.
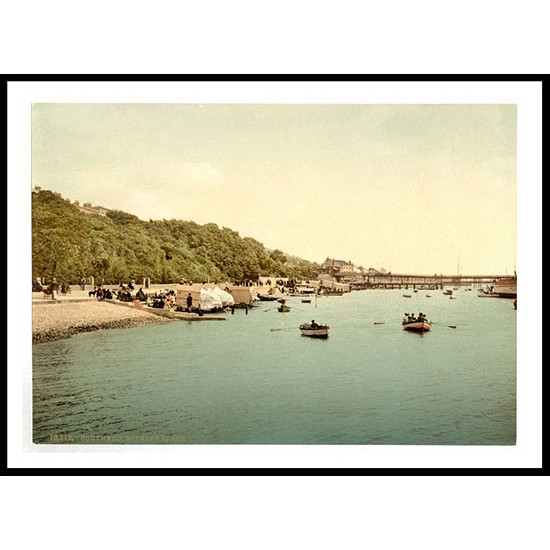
[293,284,316,295]
[299,321,330,338]
[257,294,279,301]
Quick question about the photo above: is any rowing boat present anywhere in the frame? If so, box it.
[402,317,431,332]
[299,322,330,338]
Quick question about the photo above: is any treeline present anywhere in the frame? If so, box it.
[32,191,320,284]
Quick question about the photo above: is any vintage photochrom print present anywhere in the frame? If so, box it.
[18,80,539,468]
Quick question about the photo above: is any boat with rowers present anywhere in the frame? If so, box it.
[402,312,431,332]
[299,320,330,338]
[276,298,291,312]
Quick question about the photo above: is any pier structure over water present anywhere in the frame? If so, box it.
[345,273,508,291]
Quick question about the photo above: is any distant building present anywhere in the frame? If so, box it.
[32,186,110,217]
[74,201,110,216]
[320,258,355,276]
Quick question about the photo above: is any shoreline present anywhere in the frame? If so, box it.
[32,300,172,345]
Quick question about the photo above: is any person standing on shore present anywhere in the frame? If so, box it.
[51,278,59,300]
[186,293,193,312]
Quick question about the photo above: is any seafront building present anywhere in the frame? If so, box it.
[320,258,355,276]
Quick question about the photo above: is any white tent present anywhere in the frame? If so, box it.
[199,287,234,310]
[211,286,235,306]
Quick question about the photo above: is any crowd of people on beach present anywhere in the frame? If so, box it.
[34,276,328,315]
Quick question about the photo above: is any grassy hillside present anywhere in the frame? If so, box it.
[32,191,319,285]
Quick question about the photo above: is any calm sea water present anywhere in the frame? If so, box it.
[33,289,516,445]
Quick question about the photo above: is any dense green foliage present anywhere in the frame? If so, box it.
[32,191,319,284]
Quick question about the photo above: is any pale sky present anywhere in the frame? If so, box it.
[32,103,517,275]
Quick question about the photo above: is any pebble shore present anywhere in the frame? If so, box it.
[32,300,171,344]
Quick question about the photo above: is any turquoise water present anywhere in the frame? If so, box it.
[33,289,516,445]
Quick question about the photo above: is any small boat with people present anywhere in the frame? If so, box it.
[402,312,431,332]
[299,320,330,338]
[277,299,291,312]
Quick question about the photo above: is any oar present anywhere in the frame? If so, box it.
[431,321,460,329]
[270,326,299,332]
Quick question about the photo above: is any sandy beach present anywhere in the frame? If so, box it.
[32,300,171,344]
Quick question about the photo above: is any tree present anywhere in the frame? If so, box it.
[269,249,287,265]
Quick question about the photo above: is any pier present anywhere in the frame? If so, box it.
[346,273,507,291]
